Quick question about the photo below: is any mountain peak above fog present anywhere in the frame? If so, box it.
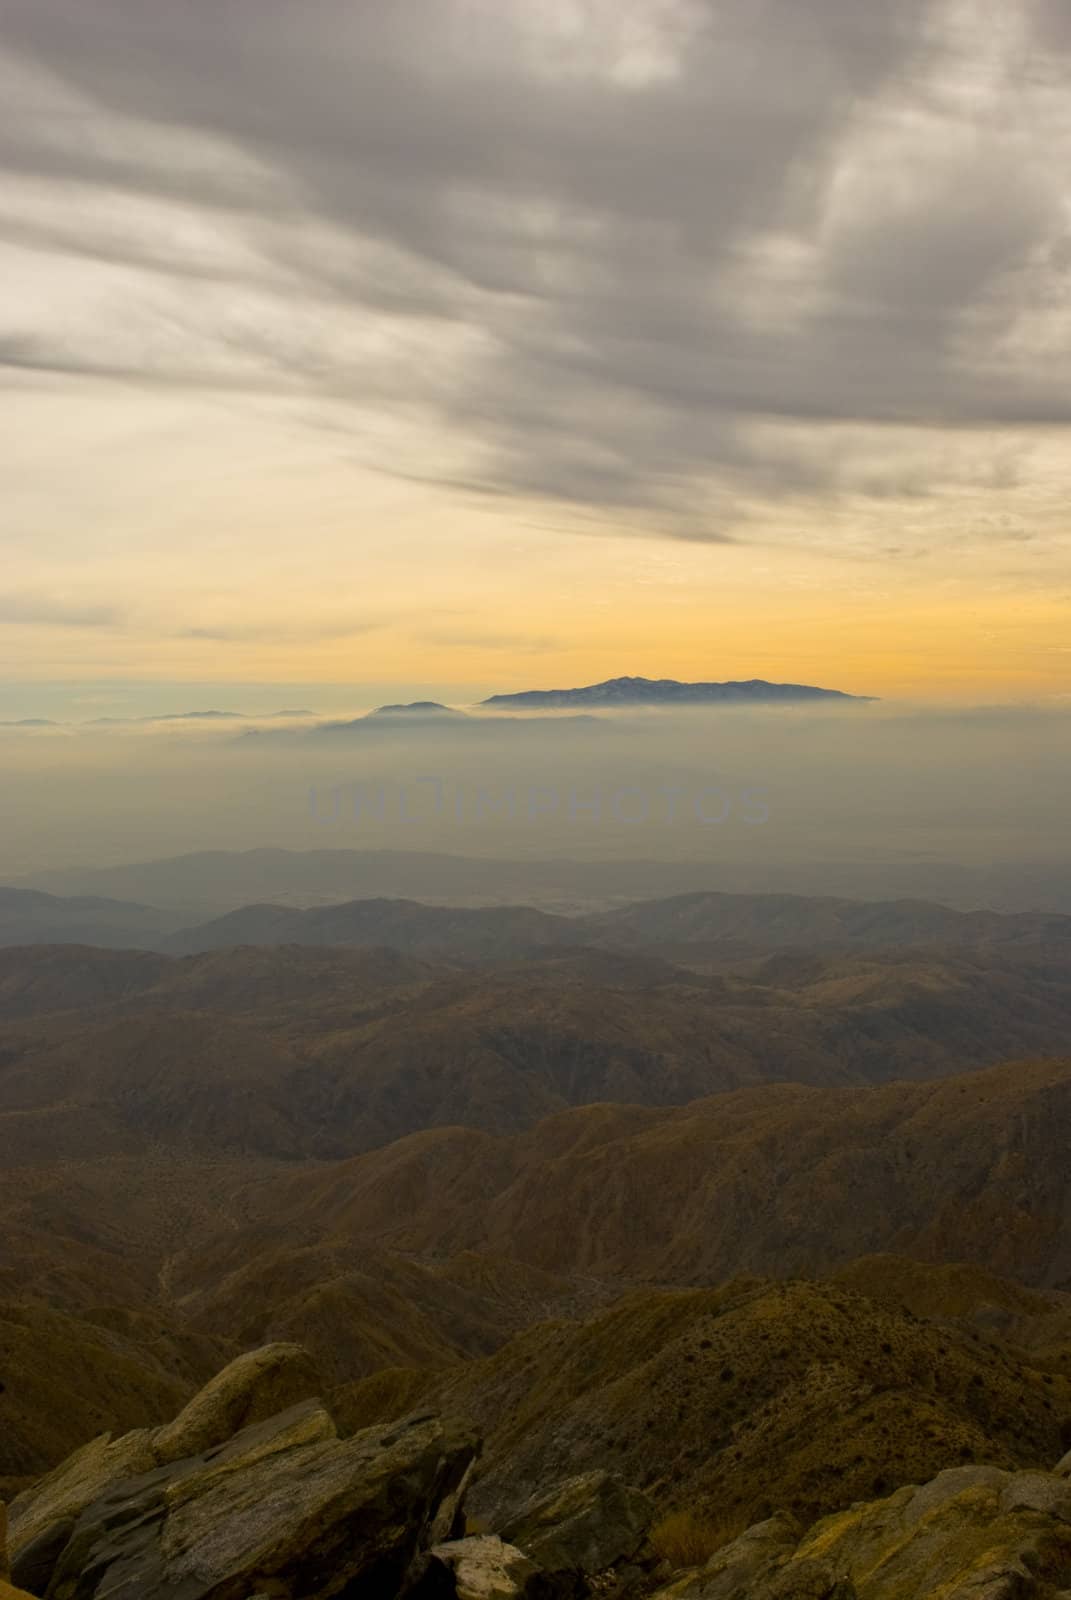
[367,701,461,718]
[481,675,874,709]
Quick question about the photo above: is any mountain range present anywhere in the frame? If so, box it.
[5,1049,1071,1503]
[481,675,874,708]
[20,845,1071,918]
[0,887,187,950]
[6,876,1071,956]
[4,872,1071,1596]
[2,906,1071,1168]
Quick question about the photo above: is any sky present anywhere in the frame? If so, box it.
[3,0,1071,711]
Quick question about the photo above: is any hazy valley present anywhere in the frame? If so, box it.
[3,867,1071,1596]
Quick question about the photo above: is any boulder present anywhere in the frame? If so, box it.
[650,1462,1071,1598]
[10,1392,477,1600]
[1,1516,36,1600]
[7,1431,157,1584]
[7,1341,323,1575]
[152,1342,323,1464]
[499,1470,655,1583]
[414,1533,554,1598]
[6,1341,325,1588]
[749,1562,856,1599]
[788,1465,1071,1600]
[998,1471,1071,1523]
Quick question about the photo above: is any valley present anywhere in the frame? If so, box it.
[2,881,1071,1562]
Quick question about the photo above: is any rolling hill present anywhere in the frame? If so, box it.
[1,940,1071,1164]
[255,1055,1071,1289]
[384,1275,1071,1531]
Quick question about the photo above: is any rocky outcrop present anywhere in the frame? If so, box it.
[5,1345,481,1600]
[658,1514,803,1600]
[499,1471,655,1586]
[5,1342,325,1588]
[0,1503,38,1600]
[4,1346,661,1600]
[653,1462,1071,1599]
[14,1337,1071,1600]
[403,1471,656,1599]
[151,1341,322,1464]
[10,1400,477,1600]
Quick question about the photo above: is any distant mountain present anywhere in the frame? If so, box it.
[21,846,1071,919]
[21,846,676,916]
[6,877,1071,959]
[239,704,605,742]
[368,700,459,717]
[165,888,1071,962]
[163,895,572,959]
[583,889,1071,955]
[312,700,467,732]
[0,887,187,950]
[155,709,245,721]
[88,709,246,724]
[306,709,600,737]
[482,674,874,708]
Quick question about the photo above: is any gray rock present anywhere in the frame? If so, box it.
[901,1466,1009,1531]
[419,1533,552,1598]
[23,1401,477,1600]
[152,1341,323,1465]
[998,1471,1071,1523]
[665,1512,802,1599]
[650,1461,1071,1599]
[8,1340,325,1578]
[499,1470,655,1580]
[9,1516,76,1598]
[8,1429,158,1571]
[941,1562,1037,1599]
[750,1561,856,1600]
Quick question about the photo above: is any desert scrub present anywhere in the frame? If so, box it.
[648,1508,743,1569]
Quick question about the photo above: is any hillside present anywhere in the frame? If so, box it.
[353,1276,1071,1532]
[1,942,1071,1163]
[256,1056,1071,1288]
[6,1337,1071,1600]
[2,908,1071,1547]
[5,1050,1071,1518]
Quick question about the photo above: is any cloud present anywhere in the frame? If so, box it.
[0,592,122,627]
[1,0,1069,535]
[179,617,383,643]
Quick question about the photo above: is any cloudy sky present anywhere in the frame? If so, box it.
[2,0,1070,710]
